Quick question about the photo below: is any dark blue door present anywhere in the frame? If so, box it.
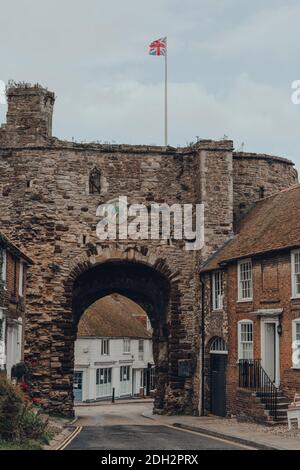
[210,354,227,417]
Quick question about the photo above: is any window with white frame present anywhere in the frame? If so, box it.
[1,249,6,287]
[212,271,223,310]
[18,261,24,297]
[291,251,300,298]
[238,320,253,360]
[238,259,253,301]
[0,309,6,370]
[138,339,144,361]
[123,338,131,353]
[101,339,110,356]
[292,319,300,368]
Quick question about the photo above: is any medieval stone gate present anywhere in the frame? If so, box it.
[0,83,297,416]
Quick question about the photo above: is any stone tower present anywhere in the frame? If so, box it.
[0,83,55,146]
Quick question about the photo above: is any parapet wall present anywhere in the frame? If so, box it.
[233,152,298,228]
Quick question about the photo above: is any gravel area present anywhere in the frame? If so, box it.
[220,417,300,439]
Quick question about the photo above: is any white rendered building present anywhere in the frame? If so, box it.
[73,295,154,402]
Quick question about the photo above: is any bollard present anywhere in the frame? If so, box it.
[112,387,115,403]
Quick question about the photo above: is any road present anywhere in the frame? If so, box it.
[65,402,250,450]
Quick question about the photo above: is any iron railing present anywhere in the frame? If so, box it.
[238,359,278,420]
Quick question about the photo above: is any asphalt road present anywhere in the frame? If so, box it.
[65,402,248,450]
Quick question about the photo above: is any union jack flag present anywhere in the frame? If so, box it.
[149,37,167,56]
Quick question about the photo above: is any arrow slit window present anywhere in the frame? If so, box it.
[89,167,101,194]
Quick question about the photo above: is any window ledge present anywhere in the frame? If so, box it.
[291,367,300,370]
[237,299,253,304]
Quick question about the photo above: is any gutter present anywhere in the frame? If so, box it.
[199,274,205,417]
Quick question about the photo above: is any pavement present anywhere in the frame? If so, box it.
[142,410,300,451]
[63,402,253,450]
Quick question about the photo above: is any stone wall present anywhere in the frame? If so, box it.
[233,152,297,227]
[0,83,298,416]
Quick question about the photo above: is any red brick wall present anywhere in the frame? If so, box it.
[203,249,300,417]
[227,251,300,414]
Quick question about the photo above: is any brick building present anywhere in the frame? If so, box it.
[0,82,298,416]
[201,184,300,423]
[0,233,32,377]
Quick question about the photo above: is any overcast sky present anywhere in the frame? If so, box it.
[0,0,300,169]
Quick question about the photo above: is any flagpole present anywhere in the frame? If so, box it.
[164,38,168,147]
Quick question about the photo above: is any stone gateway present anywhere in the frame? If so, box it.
[0,83,297,416]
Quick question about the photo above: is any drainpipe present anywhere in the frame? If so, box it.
[199,274,205,416]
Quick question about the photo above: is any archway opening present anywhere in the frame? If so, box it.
[73,293,156,402]
[70,260,170,412]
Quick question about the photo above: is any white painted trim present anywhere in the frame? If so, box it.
[291,250,300,298]
[212,270,223,311]
[1,249,6,286]
[292,318,300,369]
[260,317,280,386]
[18,260,24,297]
[237,319,254,360]
[237,258,253,302]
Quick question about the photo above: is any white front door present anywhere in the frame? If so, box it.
[261,319,280,385]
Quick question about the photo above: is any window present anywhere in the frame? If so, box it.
[120,365,130,382]
[89,167,101,194]
[0,309,6,370]
[96,368,112,397]
[238,259,253,301]
[101,339,110,356]
[292,319,300,369]
[212,271,223,310]
[123,338,131,353]
[138,340,144,361]
[291,250,300,298]
[1,249,6,287]
[19,261,24,297]
[210,337,227,354]
[238,320,253,360]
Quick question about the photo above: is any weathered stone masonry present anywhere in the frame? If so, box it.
[0,83,297,416]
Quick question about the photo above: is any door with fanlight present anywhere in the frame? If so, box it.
[210,337,228,417]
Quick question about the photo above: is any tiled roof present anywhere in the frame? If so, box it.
[77,293,151,339]
[201,183,300,271]
[0,232,33,264]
